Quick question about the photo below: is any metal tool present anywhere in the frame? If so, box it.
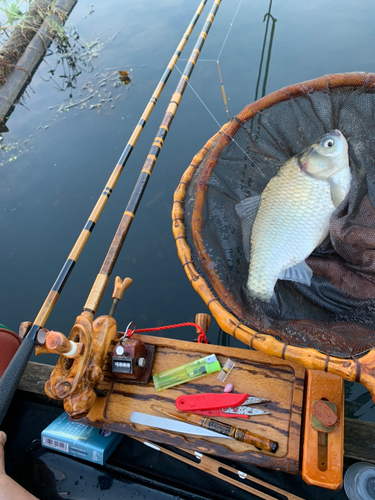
[175,393,270,419]
[222,396,270,416]
[130,411,232,439]
[134,437,305,500]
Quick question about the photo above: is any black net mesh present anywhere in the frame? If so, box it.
[184,79,375,359]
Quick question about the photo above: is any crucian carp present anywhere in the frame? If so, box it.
[236,130,352,302]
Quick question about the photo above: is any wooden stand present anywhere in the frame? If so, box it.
[302,370,344,490]
[78,334,305,474]
[17,359,375,486]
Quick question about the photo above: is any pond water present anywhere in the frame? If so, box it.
[1,0,375,421]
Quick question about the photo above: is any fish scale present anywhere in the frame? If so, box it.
[240,130,352,302]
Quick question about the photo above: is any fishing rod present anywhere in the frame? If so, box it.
[43,0,221,419]
[82,0,221,316]
[38,0,221,419]
[0,0,208,425]
[179,0,243,123]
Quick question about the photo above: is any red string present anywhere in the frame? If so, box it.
[126,322,208,344]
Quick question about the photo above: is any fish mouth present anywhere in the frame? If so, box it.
[331,129,341,137]
[296,146,313,171]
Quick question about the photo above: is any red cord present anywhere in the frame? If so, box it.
[126,322,208,344]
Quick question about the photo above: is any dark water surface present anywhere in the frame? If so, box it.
[1,0,375,420]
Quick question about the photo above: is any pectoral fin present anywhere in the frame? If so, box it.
[279,261,313,286]
[235,195,261,261]
[329,174,350,207]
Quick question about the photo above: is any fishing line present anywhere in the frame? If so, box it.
[179,0,242,63]
[180,0,243,121]
[175,65,222,129]
[174,64,266,178]
[177,0,266,177]
[216,0,243,60]
[215,0,243,119]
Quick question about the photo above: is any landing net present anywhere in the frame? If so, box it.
[174,73,375,359]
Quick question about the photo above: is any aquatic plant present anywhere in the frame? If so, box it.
[0,0,67,87]
[42,24,91,97]
[0,0,31,29]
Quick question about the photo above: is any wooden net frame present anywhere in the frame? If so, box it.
[172,72,375,401]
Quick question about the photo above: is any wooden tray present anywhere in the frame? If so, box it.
[81,334,305,474]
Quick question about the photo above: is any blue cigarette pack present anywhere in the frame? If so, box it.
[41,412,123,465]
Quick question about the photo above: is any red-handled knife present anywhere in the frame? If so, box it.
[175,393,270,419]
[176,393,249,411]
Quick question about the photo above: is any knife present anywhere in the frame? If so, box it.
[130,411,232,439]
[153,405,278,453]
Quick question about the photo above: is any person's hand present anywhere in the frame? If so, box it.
[0,431,6,475]
[0,430,38,499]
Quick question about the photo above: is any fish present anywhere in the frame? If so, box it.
[236,130,352,303]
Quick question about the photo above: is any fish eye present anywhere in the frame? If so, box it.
[321,137,335,148]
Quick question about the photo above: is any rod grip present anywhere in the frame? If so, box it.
[0,333,36,425]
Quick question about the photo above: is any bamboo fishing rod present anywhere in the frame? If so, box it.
[83,0,222,316]
[0,1,208,425]
[33,0,221,418]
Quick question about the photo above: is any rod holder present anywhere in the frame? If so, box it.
[45,311,118,419]
[195,313,211,336]
[109,276,133,317]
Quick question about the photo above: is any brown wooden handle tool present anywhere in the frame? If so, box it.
[201,416,278,452]
[152,405,278,453]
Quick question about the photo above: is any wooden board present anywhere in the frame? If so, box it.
[78,334,305,474]
[17,359,375,466]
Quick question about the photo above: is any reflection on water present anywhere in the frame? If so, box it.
[345,382,375,422]
[43,25,91,97]
[1,0,375,421]
[254,0,277,101]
